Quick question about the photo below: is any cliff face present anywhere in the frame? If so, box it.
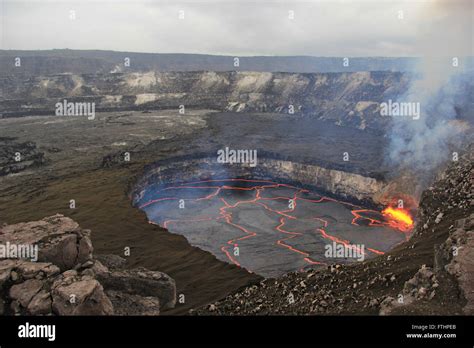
[132,156,386,207]
[257,159,384,202]
[1,71,409,131]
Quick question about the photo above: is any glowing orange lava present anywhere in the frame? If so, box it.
[139,179,412,271]
[382,207,414,232]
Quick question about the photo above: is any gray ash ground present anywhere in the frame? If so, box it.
[138,179,409,278]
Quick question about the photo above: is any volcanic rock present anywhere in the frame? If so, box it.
[0,214,92,271]
[51,273,113,316]
[9,279,44,308]
[441,213,474,314]
[0,137,44,176]
[95,254,127,270]
[27,290,53,315]
[0,215,176,315]
[105,290,161,315]
[378,264,439,315]
[0,69,417,132]
[96,267,176,310]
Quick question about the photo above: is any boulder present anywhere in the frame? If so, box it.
[0,259,61,288]
[379,265,438,315]
[0,215,175,315]
[27,290,52,315]
[0,214,93,271]
[52,274,114,315]
[95,254,127,270]
[97,267,176,310]
[105,290,161,315]
[0,259,17,288]
[9,279,44,308]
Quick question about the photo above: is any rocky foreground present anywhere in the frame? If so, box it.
[194,147,474,315]
[0,214,176,315]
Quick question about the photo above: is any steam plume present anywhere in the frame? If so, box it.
[386,0,472,175]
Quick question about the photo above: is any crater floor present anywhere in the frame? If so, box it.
[139,179,410,278]
[0,110,397,311]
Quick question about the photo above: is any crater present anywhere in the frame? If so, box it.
[131,155,413,278]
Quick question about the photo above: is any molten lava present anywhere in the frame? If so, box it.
[382,207,414,232]
[139,179,413,274]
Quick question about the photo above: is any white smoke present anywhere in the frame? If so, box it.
[387,61,470,170]
[386,0,472,173]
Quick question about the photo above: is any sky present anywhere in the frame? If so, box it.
[1,0,472,57]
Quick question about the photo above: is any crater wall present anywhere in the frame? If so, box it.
[131,156,387,207]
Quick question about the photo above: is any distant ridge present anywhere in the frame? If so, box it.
[0,49,417,75]
[2,50,473,76]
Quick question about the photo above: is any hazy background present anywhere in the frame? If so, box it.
[1,0,472,57]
